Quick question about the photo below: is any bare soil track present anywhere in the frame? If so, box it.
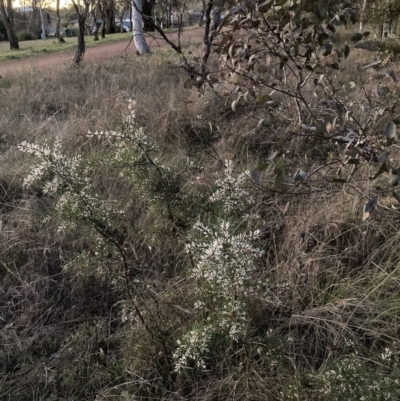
[0,28,203,77]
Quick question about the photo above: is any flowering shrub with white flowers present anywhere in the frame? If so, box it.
[173,160,267,373]
[209,159,255,214]
[17,99,187,287]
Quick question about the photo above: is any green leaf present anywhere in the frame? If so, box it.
[279,57,288,69]
[256,94,273,103]
[378,151,388,165]
[257,0,273,13]
[389,173,400,186]
[388,69,398,83]
[294,169,308,186]
[385,121,397,145]
[323,43,333,56]
[351,33,363,42]
[327,24,335,33]
[229,5,244,14]
[304,48,313,60]
[251,169,261,184]
[377,86,390,96]
[267,150,278,161]
[354,41,379,52]
[365,196,378,213]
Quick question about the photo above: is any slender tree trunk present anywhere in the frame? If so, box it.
[199,0,206,26]
[129,0,133,31]
[359,0,367,33]
[74,13,86,63]
[105,0,115,33]
[99,4,106,38]
[0,0,19,49]
[101,19,106,37]
[27,4,37,32]
[92,9,99,40]
[211,7,221,31]
[142,0,155,32]
[132,0,150,54]
[56,0,65,43]
[38,1,46,39]
[119,13,124,32]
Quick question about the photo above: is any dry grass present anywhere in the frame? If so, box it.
[2,35,400,401]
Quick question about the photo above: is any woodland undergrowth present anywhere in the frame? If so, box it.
[2,34,400,401]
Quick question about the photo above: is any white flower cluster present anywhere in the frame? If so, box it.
[209,159,254,213]
[19,138,116,233]
[173,160,266,372]
[172,327,211,373]
[18,138,84,191]
[86,99,155,152]
[318,354,400,399]
[187,220,262,299]
[17,99,155,238]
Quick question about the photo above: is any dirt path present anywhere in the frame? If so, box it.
[0,28,203,77]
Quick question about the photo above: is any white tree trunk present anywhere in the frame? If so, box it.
[359,0,367,33]
[132,0,150,54]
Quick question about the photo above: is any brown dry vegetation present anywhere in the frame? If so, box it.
[2,28,400,401]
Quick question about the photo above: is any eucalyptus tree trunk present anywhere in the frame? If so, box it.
[104,0,115,33]
[142,0,155,32]
[0,0,19,49]
[75,14,87,63]
[99,3,106,38]
[56,0,65,43]
[129,0,133,31]
[359,0,367,33]
[92,8,99,40]
[199,0,206,26]
[132,0,150,54]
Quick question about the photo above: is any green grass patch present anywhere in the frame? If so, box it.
[0,26,198,63]
[0,32,133,62]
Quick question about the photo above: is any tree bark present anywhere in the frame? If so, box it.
[75,13,86,63]
[56,0,65,43]
[129,0,133,31]
[92,8,99,40]
[0,0,19,50]
[359,0,367,33]
[132,0,150,54]
[142,0,155,32]
[199,0,206,26]
[105,0,115,33]
[99,2,106,38]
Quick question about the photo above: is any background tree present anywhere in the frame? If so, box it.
[91,1,100,40]
[0,0,19,49]
[55,0,65,43]
[334,0,400,37]
[98,0,116,37]
[132,0,150,54]
[71,0,91,63]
